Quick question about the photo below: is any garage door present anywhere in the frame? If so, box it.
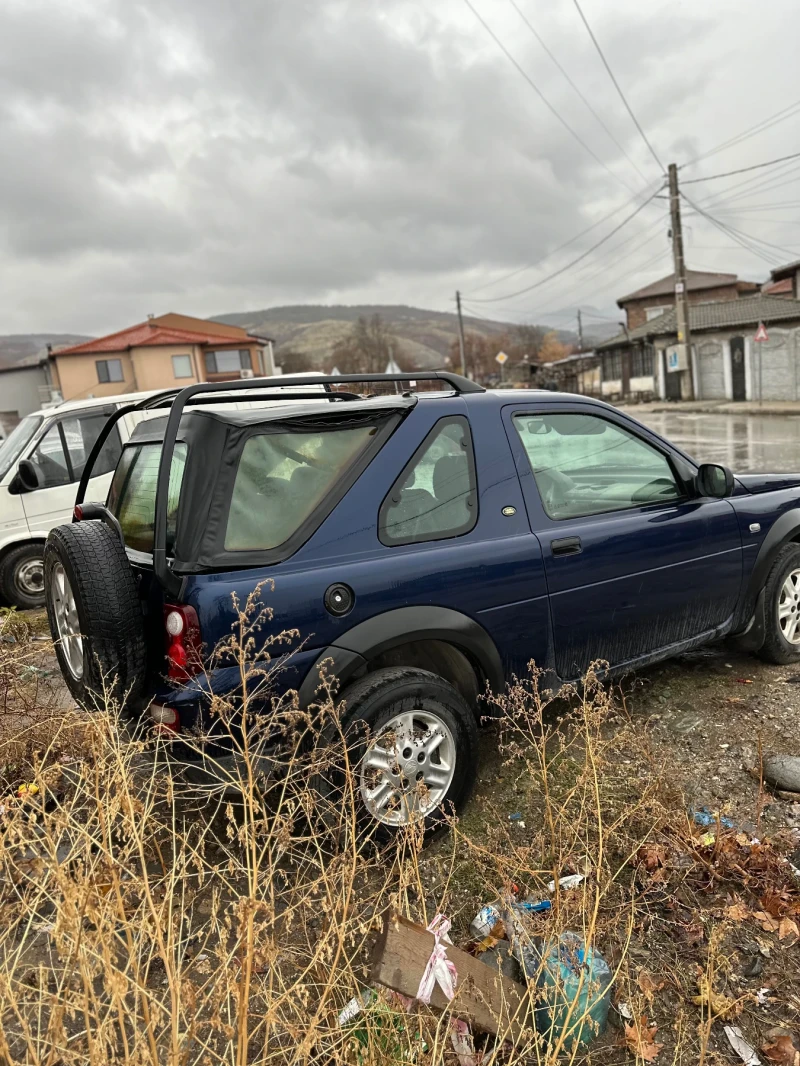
[697,341,725,399]
[759,332,793,400]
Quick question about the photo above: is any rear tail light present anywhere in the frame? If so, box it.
[150,703,181,736]
[163,604,201,681]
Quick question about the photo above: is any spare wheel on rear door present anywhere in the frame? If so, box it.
[44,522,147,708]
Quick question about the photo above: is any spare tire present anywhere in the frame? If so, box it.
[44,522,147,708]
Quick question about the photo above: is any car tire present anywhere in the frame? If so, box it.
[317,666,479,840]
[44,521,147,708]
[758,542,800,665]
[0,543,46,610]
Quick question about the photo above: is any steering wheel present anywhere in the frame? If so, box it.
[536,467,575,515]
[631,478,677,504]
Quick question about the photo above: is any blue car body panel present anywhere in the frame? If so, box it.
[143,389,800,713]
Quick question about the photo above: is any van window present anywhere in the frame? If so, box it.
[0,415,42,482]
[224,424,377,551]
[27,414,123,487]
[30,424,70,488]
[108,444,188,553]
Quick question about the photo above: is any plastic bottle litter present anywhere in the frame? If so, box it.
[522,931,612,1050]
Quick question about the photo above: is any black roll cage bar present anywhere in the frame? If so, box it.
[74,371,483,598]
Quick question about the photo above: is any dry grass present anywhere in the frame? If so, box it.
[1,596,799,1064]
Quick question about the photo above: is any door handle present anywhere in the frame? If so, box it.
[551,536,582,557]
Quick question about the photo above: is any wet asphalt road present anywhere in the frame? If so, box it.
[634,411,800,473]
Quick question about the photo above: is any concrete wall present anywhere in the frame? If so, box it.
[0,364,49,425]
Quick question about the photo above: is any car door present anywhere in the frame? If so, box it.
[504,402,743,679]
[20,409,123,533]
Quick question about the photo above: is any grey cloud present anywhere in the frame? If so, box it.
[0,0,794,333]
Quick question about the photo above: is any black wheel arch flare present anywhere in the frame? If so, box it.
[297,606,504,708]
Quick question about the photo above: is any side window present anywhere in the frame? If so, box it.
[513,412,683,520]
[62,414,123,479]
[30,423,70,488]
[379,416,477,545]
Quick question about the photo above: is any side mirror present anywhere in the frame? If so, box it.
[697,463,734,499]
[14,458,44,494]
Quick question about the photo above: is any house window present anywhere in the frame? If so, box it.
[96,358,124,384]
[603,352,622,381]
[204,349,252,374]
[645,305,671,321]
[172,354,193,379]
[631,346,655,378]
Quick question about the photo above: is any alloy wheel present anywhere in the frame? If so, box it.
[50,563,84,679]
[778,568,800,645]
[359,709,456,826]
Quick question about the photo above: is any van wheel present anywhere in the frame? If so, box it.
[319,667,479,839]
[758,543,800,664]
[44,522,147,708]
[0,544,45,610]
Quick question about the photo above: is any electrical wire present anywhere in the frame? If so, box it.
[506,0,649,187]
[698,160,800,212]
[460,0,642,196]
[463,178,663,297]
[467,186,664,303]
[682,98,800,169]
[681,151,800,185]
[571,0,665,173]
[681,194,788,266]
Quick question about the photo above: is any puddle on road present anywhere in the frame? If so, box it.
[635,412,800,473]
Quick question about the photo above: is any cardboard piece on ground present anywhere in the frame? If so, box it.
[370,912,531,1041]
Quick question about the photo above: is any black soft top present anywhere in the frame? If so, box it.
[121,396,413,572]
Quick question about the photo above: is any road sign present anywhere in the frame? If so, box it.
[495,351,508,365]
[754,322,769,343]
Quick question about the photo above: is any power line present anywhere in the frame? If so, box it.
[698,160,800,212]
[463,178,662,297]
[682,98,800,169]
[681,194,790,267]
[681,151,800,185]
[460,0,640,195]
[468,186,664,303]
[571,0,665,173]
[506,0,649,187]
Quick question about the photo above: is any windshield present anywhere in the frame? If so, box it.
[0,414,43,482]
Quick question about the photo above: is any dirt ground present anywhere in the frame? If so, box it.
[7,610,800,1063]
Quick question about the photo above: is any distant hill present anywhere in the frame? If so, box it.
[0,334,91,370]
[213,304,579,369]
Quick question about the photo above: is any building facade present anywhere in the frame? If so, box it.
[50,313,275,402]
[598,295,800,402]
[617,269,759,331]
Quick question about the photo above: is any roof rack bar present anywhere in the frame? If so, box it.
[152,372,481,594]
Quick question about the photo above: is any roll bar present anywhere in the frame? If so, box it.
[76,371,482,597]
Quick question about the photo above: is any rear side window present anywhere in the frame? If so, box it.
[379,416,477,546]
[224,424,378,551]
[108,444,187,553]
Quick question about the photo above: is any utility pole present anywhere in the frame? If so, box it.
[668,162,694,400]
[455,291,467,378]
[577,309,585,352]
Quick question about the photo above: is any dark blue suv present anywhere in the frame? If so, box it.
[42,373,800,831]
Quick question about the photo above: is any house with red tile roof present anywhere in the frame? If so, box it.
[50,313,274,401]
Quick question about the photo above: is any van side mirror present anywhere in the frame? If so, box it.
[697,463,734,499]
[10,459,44,495]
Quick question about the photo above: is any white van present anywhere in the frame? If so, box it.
[0,391,160,609]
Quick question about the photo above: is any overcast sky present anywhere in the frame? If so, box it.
[1,0,798,336]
